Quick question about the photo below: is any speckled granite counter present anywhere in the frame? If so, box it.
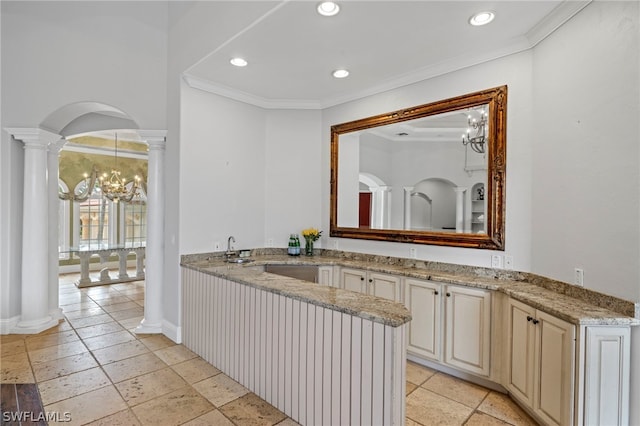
[181,249,640,328]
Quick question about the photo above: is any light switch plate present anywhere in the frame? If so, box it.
[409,248,417,259]
[574,268,584,286]
[491,254,503,269]
[267,239,274,247]
[504,256,514,270]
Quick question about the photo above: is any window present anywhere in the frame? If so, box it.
[76,180,110,250]
[122,186,146,248]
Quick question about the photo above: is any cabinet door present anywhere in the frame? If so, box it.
[404,279,441,361]
[318,266,334,286]
[444,285,491,376]
[368,272,401,302]
[534,310,575,426]
[507,298,536,406]
[341,268,367,293]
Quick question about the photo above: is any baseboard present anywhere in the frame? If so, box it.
[0,315,20,334]
[162,319,182,344]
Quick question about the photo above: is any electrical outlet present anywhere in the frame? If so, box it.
[267,238,274,247]
[574,268,584,286]
[332,240,339,250]
[491,254,503,269]
[409,248,417,259]
[504,255,514,270]
[214,241,221,251]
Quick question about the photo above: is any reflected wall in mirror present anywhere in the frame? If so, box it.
[330,86,507,250]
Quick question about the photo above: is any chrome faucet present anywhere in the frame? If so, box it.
[226,236,237,258]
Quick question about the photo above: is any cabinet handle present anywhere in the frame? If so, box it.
[434,291,439,295]
[446,292,451,297]
[369,279,373,283]
[360,277,364,281]
[527,316,533,322]
[532,319,540,325]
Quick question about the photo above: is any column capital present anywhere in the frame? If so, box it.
[5,128,61,147]
[454,187,468,194]
[138,130,167,146]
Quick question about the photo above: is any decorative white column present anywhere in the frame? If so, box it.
[454,187,467,233]
[371,186,391,229]
[136,131,166,334]
[403,187,414,230]
[48,139,66,320]
[7,128,60,333]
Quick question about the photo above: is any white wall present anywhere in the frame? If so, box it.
[179,84,267,253]
[321,52,534,268]
[530,2,640,423]
[0,1,168,325]
[264,109,322,246]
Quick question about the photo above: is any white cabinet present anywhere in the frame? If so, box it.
[317,266,335,287]
[444,285,492,376]
[339,268,401,302]
[404,279,492,377]
[507,298,575,426]
[404,278,441,361]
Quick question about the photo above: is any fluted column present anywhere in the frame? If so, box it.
[48,139,66,320]
[7,128,60,333]
[454,187,467,233]
[136,130,166,334]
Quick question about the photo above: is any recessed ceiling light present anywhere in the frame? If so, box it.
[332,69,349,78]
[230,57,248,67]
[469,11,495,26]
[317,1,340,17]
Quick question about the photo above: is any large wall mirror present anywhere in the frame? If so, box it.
[330,86,507,250]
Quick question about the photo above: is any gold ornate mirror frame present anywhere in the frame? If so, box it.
[330,85,507,250]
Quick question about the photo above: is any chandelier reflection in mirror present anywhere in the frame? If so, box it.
[462,108,487,154]
[58,133,141,203]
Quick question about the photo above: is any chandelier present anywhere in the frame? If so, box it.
[98,133,141,203]
[58,133,141,203]
[462,109,487,154]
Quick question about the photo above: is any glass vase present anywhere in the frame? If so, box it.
[305,238,314,256]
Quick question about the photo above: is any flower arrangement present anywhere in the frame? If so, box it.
[301,227,322,242]
[301,227,322,255]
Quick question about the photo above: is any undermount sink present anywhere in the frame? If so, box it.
[225,257,254,264]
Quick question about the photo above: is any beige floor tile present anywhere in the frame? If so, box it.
[406,361,437,386]
[139,334,176,351]
[275,419,301,426]
[109,307,145,321]
[59,294,92,306]
[64,307,106,320]
[115,367,188,406]
[477,392,538,426]
[66,313,114,329]
[171,357,221,384]
[38,320,74,335]
[75,321,125,339]
[422,373,489,409]
[406,387,473,426]
[92,340,149,365]
[83,330,137,351]
[94,296,135,306]
[102,301,141,313]
[181,409,233,426]
[406,382,417,395]
[465,412,513,425]
[25,330,80,351]
[85,409,141,426]
[219,392,287,426]
[193,373,249,407]
[32,352,98,382]
[118,316,144,330]
[1,334,26,343]
[131,386,214,426]
[29,340,88,363]
[45,385,127,426]
[153,344,197,366]
[405,418,423,426]
[61,301,101,312]
[0,352,35,383]
[1,339,26,356]
[38,367,111,405]
[102,352,167,383]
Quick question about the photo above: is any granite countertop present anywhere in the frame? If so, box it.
[181,251,640,328]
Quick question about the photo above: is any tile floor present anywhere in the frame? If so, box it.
[1,272,538,425]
